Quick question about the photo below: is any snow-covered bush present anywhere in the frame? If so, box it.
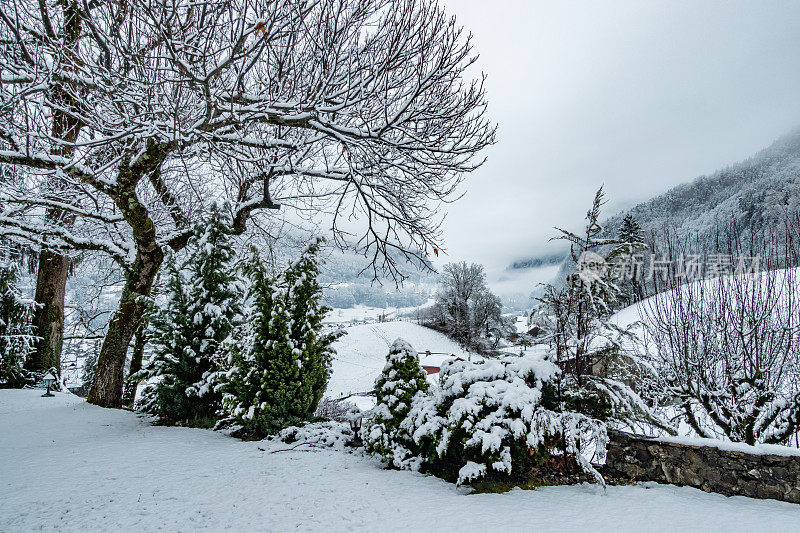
[363,338,430,466]
[0,264,38,388]
[315,397,360,423]
[276,421,354,451]
[363,351,608,486]
[217,239,343,436]
[81,353,97,392]
[134,207,242,426]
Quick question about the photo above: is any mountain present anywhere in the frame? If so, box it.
[512,128,800,276]
[602,129,800,250]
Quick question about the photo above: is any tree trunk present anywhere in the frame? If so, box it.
[26,249,70,374]
[88,143,170,408]
[87,244,163,408]
[27,0,85,376]
[122,320,148,406]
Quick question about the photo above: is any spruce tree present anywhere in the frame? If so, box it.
[135,206,242,425]
[613,213,647,305]
[220,239,342,436]
[284,238,338,414]
[617,214,645,251]
[0,264,38,388]
[363,338,430,466]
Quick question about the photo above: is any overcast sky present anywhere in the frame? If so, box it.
[436,0,800,278]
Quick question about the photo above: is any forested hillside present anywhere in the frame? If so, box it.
[514,129,800,274]
[605,129,800,250]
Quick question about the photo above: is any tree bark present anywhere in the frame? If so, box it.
[26,249,70,374]
[87,244,163,407]
[27,1,85,376]
[122,319,148,406]
[88,145,169,408]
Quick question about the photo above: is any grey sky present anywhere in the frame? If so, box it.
[437,0,800,278]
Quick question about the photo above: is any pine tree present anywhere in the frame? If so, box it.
[553,186,620,316]
[135,206,242,425]
[535,189,672,433]
[617,214,645,252]
[363,338,430,467]
[283,239,339,414]
[220,239,342,436]
[612,213,647,305]
[0,264,38,388]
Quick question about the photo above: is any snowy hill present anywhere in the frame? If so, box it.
[2,388,799,532]
[327,321,477,399]
[603,129,800,249]
[513,129,800,277]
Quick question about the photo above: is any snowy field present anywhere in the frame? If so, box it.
[322,303,433,325]
[326,320,476,399]
[2,389,799,532]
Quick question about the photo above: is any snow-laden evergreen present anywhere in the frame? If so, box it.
[407,355,607,485]
[363,338,430,466]
[0,263,38,388]
[134,207,242,425]
[362,347,609,486]
[218,239,342,436]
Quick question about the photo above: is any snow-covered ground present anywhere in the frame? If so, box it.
[326,320,477,399]
[2,389,799,532]
[322,302,433,325]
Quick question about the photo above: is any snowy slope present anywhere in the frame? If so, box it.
[608,267,800,339]
[326,321,476,398]
[2,389,799,532]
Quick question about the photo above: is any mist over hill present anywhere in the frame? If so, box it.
[511,128,800,283]
[602,129,800,250]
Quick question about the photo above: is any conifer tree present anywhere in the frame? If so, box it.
[0,264,38,388]
[534,190,673,433]
[135,206,242,425]
[363,338,430,466]
[613,214,647,305]
[220,239,342,436]
[617,214,645,252]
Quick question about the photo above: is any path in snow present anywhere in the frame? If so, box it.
[1,389,799,532]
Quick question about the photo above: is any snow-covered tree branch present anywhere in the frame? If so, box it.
[0,0,494,406]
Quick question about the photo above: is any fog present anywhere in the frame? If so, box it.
[437,0,800,280]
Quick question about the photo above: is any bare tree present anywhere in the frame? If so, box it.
[0,0,494,406]
[639,237,800,445]
[427,262,507,353]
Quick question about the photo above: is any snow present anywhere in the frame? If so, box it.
[322,304,432,325]
[653,434,800,458]
[326,321,476,398]
[2,389,800,532]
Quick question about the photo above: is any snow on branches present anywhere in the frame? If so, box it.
[0,262,38,387]
[217,238,343,436]
[0,0,495,278]
[363,348,609,486]
[0,0,495,406]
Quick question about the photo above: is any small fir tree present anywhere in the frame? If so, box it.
[612,214,647,306]
[220,239,342,436]
[0,264,38,387]
[135,206,242,425]
[363,338,430,467]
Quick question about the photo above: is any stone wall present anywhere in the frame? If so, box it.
[603,430,800,504]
